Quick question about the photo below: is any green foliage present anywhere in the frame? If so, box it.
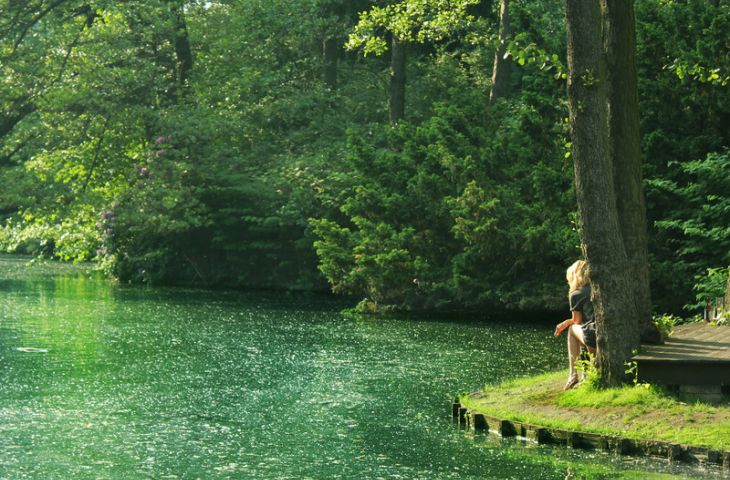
[651,313,678,338]
[0,209,100,262]
[688,266,729,313]
[0,0,727,316]
[347,0,480,55]
[637,0,730,313]
[310,53,577,311]
[0,0,187,263]
[1,0,368,290]
[669,61,730,87]
[652,152,730,268]
[558,376,672,409]
[575,353,600,388]
[624,360,639,387]
[650,151,730,313]
[662,1,730,87]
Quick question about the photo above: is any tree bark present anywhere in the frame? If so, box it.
[170,1,193,96]
[565,0,639,386]
[323,37,338,90]
[602,0,659,343]
[389,35,406,124]
[0,100,34,139]
[489,0,512,104]
[469,0,495,20]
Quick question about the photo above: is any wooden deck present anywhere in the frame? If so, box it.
[633,322,730,385]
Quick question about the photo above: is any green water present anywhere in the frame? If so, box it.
[0,257,723,479]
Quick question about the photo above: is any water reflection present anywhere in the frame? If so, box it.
[0,256,724,478]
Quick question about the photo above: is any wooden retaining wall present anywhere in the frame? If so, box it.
[452,399,730,469]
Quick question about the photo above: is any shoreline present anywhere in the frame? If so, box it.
[0,255,567,317]
[456,371,730,468]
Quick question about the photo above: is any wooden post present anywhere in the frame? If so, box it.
[526,427,550,444]
[668,444,684,462]
[499,419,516,437]
[458,407,468,427]
[472,413,488,432]
[613,438,635,455]
[566,431,580,448]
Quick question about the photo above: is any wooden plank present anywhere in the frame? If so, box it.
[634,323,730,362]
[632,323,730,386]
[637,360,730,385]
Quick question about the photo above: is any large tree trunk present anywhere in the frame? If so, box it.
[323,37,338,90]
[565,0,639,386]
[489,0,512,104]
[602,0,659,343]
[389,35,406,124]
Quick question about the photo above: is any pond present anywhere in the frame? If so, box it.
[0,256,723,479]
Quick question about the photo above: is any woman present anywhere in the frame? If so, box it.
[554,260,597,390]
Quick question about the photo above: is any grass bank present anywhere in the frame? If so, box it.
[461,371,730,451]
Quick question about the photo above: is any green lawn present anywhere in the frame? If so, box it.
[460,371,730,451]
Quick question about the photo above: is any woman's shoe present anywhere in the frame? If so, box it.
[563,373,580,390]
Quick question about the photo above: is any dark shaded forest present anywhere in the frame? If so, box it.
[1,0,728,316]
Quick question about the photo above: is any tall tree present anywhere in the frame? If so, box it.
[389,34,406,123]
[565,0,639,386]
[170,1,193,96]
[489,0,512,104]
[319,0,348,90]
[602,0,659,343]
[322,36,339,89]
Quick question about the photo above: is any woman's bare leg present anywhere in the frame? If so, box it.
[568,324,587,376]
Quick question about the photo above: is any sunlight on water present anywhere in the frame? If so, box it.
[0,256,724,478]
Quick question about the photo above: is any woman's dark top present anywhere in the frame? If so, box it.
[569,285,596,348]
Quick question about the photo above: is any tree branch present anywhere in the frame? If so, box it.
[81,116,110,193]
[9,0,72,58]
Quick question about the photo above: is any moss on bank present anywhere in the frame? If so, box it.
[460,371,730,451]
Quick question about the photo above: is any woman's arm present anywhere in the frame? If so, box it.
[554,310,584,336]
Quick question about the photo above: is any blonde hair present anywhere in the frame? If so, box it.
[566,260,589,293]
